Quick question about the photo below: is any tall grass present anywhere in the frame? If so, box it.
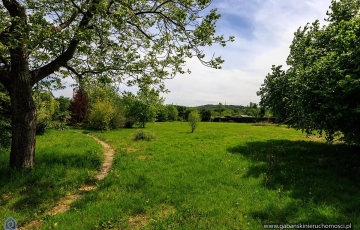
[42,123,360,229]
[1,123,359,229]
[0,129,102,227]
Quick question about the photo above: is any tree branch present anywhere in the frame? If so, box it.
[135,10,185,29]
[52,10,79,33]
[2,0,24,17]
[31,0,99,85]
[64,63,102,78]
[70,0,86,14]
[126,20,153,40]
[151,0,173,12]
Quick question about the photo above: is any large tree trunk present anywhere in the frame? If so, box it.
[9,75,37,168]
[2,0,36,168]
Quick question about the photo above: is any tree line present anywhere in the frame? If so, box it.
[0,83,271,151]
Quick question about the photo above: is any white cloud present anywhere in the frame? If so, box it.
[54,0,332,106]
[162,0,332,106]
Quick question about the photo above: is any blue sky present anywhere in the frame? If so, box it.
[53,0,332,106]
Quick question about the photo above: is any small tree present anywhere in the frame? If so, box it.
[156,105,168,122]
[54,96,71,121]
[69,88,89,125]
[88,101,115,131]
[200,109,212,121]
[215,103,226,116]
[110,97,126,129]
[176,105,187,121]
[123,84,163,128]
[188,110,201,133]
[0,0,233,168]
[136,85,163,128]
[166,105,179,121]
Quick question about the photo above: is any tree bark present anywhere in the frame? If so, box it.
[6,1,36,167]
[9,73,36,168]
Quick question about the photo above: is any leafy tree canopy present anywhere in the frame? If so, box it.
[0,0,233,90]
[0,0,233,167]
[258,0,360,144]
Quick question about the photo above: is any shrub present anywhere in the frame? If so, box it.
[88,101,115,131]
[51,123,68,131]
[188,110,201,133]
[133,130,156,141]
[200,109,212,122]
[69,88,89,125]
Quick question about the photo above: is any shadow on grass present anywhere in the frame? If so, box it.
[0,150,101,213]
[228,140,360,224]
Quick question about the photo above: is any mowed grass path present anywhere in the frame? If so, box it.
[2,122,360,229]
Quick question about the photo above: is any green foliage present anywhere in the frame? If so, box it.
[133,130,156,141]
[0,84,11,150]
[156,105,168,122]
[200,109,212,121]
[175,105,187,121]
[33,89,58,122]
[32,89,59,135]
[88,101,115,131]
[0,0,233,91]
[53,96,71,121]
[36,119,48,135]
[87,85,125,130]
[166,104,179,121]
[157,104,178,122]
[258,0,360,144]
[188,110,201,133]
[109,98,126,129]
[215,102,226,115]
[123,83,164,128]
[0,0,233,168]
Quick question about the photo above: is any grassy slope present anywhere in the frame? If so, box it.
[37,123,360,229]
[0,129,102,227]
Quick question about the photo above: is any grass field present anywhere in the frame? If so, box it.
[1,122,359,229]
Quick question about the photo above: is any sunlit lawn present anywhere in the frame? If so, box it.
[1,122,359,229]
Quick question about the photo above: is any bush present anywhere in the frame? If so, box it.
[88,101,115,131]
[51,123,68,131]
[188,110,201,133]
[200,109,212,122]
[133,130,156,141]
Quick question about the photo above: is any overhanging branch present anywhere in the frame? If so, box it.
[52,10,79,33]
[2,0,25,17]
[31,0,99,85]
[126,20,153,40]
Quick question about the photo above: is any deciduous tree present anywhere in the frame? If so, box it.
[258,0,360,144]
[0,0,233,168]
[166,104,178,121]
[124,82,164,128]
[188,110,200,133]
[69,88,89,125]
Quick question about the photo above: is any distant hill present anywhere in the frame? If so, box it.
[195,104,246,111]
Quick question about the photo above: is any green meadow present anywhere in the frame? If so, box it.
[1,122,359,229]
